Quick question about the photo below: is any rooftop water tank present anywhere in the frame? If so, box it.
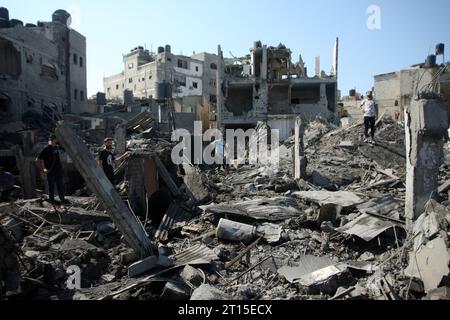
[0,7,9,20]
[10,19,23,27]
[158,46,165,54]
[349,89,356,97]
[165,45,171,54]
[436,43,445,55]
[425,55,437,68]
[52,9,71,25]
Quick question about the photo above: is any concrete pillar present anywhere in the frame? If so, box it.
[216,45,223,130]
[114,123,127,155]
[127,156,146,217]
[405,99,449,229]
[294,117,307,180]
[262,45,268,81]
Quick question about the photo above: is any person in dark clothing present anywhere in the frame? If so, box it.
[98,138,130,185]
[0,166,14,202]
[36,134,66,209]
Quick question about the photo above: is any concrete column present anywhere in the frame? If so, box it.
[405,99,449,229]
[114,123,127,155]
[127,156,146,217]
[294,117,307,180]
[262,45,268,81]
[216,45,223,130]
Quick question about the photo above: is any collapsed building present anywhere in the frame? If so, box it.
[0,8,89,131]
[216,40,339,141]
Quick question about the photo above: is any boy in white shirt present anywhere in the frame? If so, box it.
[360,91,377,143]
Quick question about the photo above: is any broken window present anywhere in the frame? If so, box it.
[209,79,216,88]
[195,66,199,72]
[174,75,186,87]
[73,54,78,65]
[0,38,22,79]
[210,95,217,103]
[128,63,134,69]
[80,57,83,67]
[129,78,133,83]
[193,82,198,89]
[178,59,188,69]
[210,63,217,70]
[116,84,119,90]
[80,91,84,101]
[40,63,58,81]
[74,89,78,100]
[142,77,145,81]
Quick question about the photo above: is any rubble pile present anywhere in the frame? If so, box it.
[0,117,449,301]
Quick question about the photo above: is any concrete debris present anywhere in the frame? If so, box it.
[292,191,364,208]
[1,111,449,301]
[277,255,335,283]
[190,284,229,300]
[404,236,450,292]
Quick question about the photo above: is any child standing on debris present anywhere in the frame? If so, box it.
[360,91,377,144]
[36,134,66,210]
[98,138,131,185]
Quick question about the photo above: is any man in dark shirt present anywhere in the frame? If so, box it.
[36,134,66,209]
[98,138,130,185]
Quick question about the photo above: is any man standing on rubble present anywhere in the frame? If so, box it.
[98,138,131,185]
[0,166,14,202]
[360,91,377,143]
[36,134,66,210]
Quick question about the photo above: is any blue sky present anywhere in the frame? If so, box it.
[3,0,450,97]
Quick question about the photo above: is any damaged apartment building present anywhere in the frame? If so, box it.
[103,46,219,132]
[373,44,450,120]
[216,39,339,141]
[0,8,88,131]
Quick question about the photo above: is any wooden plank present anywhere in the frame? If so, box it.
[56,121,154,258]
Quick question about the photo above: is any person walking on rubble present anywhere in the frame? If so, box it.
[360,91,377,144]
[210,136,230,174]
[98,138,131,185]
[36,134,67,210]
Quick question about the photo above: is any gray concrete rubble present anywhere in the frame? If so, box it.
[0,114,449,301]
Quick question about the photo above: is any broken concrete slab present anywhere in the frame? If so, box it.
[294,264,354,295]
[277,255,335,283]
[404,236,450,292]
[56,121,154,258]
[161,281,191,300]
[190,284,229,300]
[180,265,204,287]
[128,256,158,278]
[181,163,210,205]
[292,191,364,208]
[424,287,450,300]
